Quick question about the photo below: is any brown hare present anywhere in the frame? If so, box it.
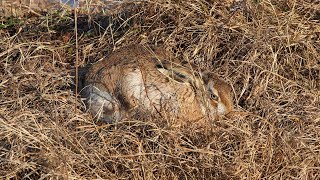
[82,45,233,123]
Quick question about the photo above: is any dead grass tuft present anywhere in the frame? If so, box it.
[0,0,319,179]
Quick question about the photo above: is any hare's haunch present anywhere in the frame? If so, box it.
[82,45,233,123]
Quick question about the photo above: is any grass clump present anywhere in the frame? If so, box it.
[0,0,319,179]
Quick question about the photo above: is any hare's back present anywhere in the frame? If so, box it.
[83,44,206,121]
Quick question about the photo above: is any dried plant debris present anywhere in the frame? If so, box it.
[0,0,319,179]
[0,0,131,17]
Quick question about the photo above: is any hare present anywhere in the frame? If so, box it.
[82,45,233,123]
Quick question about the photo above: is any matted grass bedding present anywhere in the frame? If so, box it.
[0,0,319,179]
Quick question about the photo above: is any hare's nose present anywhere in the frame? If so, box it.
[217,102,227,115]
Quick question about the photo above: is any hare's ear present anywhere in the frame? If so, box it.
[155,64,168,70]
[200,71,210,84]
[156,64,188,83]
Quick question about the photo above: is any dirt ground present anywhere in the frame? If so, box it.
[0,0,319,179]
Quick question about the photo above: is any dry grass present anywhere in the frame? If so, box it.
[1,0,320,179]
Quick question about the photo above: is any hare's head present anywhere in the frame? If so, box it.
[200,72,233,115]
[156,64,233,116]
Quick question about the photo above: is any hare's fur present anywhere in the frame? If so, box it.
[82,45,233,123]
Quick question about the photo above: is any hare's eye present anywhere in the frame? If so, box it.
[210,92,218,101]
